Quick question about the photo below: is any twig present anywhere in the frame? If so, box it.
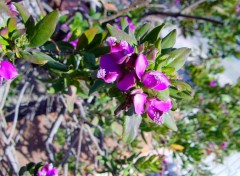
[25,48,82,55]
[84,124,104,156]
[74,126,83,176]
[63,163,68,176]
[144,11,223,25]
[98,0,152,24]
[181,0,207,14]
[58,128,80,166]
[7,82,29,144]
[0,80,11,111]
[4,145,19,173]
[46,108,66,162]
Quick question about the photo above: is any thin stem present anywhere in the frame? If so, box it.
[25,48,82,55]
[7,82,29,144]
[74,127,83,176]
[144,11,223,25]
[98,0,152,24]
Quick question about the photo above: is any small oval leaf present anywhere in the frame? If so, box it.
[161,29,177,49]
[107,24,137,45]
[20,51,49,65]
[123,115,142,144]
[162,112,178,131]
[142,23,165,44]
[29,10,59,47]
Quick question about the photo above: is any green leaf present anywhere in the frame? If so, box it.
[162,67,175,75]
[86,31,108,49]
[157,88,169,101]
[44,41,74,52]
[120,17,129,31]
[77,27,98,50]
[161,29,177,49]
[154,38,161,51]
[108,87,122,97]
[171,80,192,92]
[34,162,44,176]
[142,23,165,44]
[0,2,11,28]
[171,98,177,111]
[88,46,110,57]
[20,51,49,65]
[123,115,142,144]
[162,112,177,131]
[0,36,9,45]
[164,47,191,71]
[7,17,17,33]
[107,24,137,45]
[89,79,112,95]
[82,52,96,69]
[44,57,69,72]
[135,23,151,41]
[26,162,35,171]
[29,10,59,47]
[18,166,27,176]
[177,91,192,100]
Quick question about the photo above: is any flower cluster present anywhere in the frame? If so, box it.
[38,163,58,176]
[97,37,172,125]
[0,61,18,85]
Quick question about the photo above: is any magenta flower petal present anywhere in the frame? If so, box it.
[209,80,217,87]
[153,98,172,112]
[125,17,135,31]
[220,142,229,150]
[48,168,58,176]
[117,17,135,31]
[98,54,123,83]
[0,61,18,80]
[117,71,136,91]
[8,3,18,16]
[106,37,117,46]
[133,93,147,114]
[142,71,170,91]
[70,39,78,49]
[104,72,118,83]
[135,54,148,80]
[110,41,134,64]
[38,163,58,176]
[146,98,172,125]
[38,170,47,176]
[147,105,163,125]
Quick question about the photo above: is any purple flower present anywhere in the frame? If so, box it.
[237,4,240,13]
[220,142,229,150]
[146,98,172,125]
[106,37,117,46]
[8,3,18,16]
[97,54,123,83]
[133,93,147,114]
[117,17,135,31]
[110,40,134,64]
[135,54,148,80]
[209,80,217,87]
[38,163,58,176]
[62,24,78,49]
[175,0,181,6]
[0,61,18,85]
[142,71,170,91]
[117,70,136,91]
